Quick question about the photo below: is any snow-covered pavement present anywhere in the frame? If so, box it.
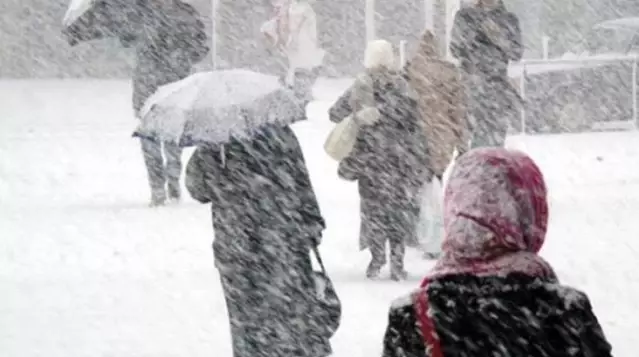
[1,79,637,356]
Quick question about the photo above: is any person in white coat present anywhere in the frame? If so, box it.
[261,0,326,87]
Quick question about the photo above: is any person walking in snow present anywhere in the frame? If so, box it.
[405,30,469,178]
[404,31,469,259]
[330,40,430,281]
[185,122,332,357]
[127,0,208,206]
[261,0,325,90]
[382,148,613,357]
[450,0,523,148]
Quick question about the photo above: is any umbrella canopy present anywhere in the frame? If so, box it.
[62,0,140,46]
[134,69,309,146]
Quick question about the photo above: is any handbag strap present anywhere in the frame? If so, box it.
[311,245,327,275]
[414,281,444,357]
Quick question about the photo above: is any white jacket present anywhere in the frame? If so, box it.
[262,1,325,73]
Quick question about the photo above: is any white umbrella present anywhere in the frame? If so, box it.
[63,0,94,27]
[135,69,308,146]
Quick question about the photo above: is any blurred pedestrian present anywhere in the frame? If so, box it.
[450,0,523,148]
[128,0,209,206]
[186,121,332,357]
[331,40,430,281]
[261,0,325,89]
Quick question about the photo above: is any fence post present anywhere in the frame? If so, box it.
[542,35,550,60]
[633,55,638,129]
[519,63,527,134]
[365,0,376,43]
[211,0,218,69]
[424,0,434,32]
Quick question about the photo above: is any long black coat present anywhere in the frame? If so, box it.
[383,274,613,357]
[186,125,325,272]
[186,125,330,357]
[127,1,209,113]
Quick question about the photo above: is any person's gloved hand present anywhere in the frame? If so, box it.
[355,106,381,126]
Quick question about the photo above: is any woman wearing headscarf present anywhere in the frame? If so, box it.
[381,148,613,357]
[185,122,332,357]
[450,0,523,148]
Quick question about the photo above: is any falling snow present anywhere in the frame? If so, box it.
[3,0,639,356]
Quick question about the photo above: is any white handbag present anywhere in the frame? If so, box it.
[324,114,359,161]
[324,107,380,161]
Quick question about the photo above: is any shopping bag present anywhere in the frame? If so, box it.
[417,177,444,258]
[417,149,459,258]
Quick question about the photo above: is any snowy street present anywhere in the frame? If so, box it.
[1,79,638,356]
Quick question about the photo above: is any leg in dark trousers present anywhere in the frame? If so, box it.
[367,231,387,279]
[388,211,408,281]
[163,141,183,200]
[362,201,388,278]
[140,138,167,205]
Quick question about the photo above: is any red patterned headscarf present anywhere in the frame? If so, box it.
[425,148,556,281]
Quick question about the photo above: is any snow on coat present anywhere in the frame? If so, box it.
[185,125,325,272]
[336,68,430,251]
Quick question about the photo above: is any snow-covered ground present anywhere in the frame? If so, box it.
[1,79,638,357]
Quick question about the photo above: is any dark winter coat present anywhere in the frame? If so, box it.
[383,274,613,357]
[337,70,429,203]
[128,0,209,113]
[450,2,522,79]
[185,124,325,273]
[186,124,330,357]
[331,69,430,249]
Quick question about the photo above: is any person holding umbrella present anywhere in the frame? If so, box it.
[180,70,335,357]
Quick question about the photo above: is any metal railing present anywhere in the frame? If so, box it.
[516,55,638,133]
[398,38,638,133]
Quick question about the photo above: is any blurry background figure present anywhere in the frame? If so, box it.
[450,0,523,148]
[261,0,325,88]
[128,0,209,206]
[330,40,430,281]
[62,0,209,206]
[186,124,331,357]
[405,31,468,259]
